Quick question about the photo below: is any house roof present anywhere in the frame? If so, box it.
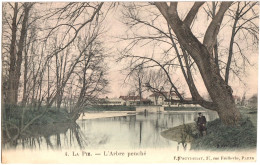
[119,95,140,101]
[149,92,167,97]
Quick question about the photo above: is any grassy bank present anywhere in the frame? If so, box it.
[161,123,197,143]
[161,107,257,150]
[190,118,256,150]
[84,105,136,111]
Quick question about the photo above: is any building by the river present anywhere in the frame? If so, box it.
[148,91,181,106]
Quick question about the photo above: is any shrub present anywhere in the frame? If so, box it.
[3,105,70,126]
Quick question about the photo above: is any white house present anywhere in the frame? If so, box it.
[119,95,152,106]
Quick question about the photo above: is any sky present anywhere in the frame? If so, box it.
[100,2,259,100]
[0,1,258,100]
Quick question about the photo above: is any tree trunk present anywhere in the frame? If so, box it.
[7,2,18,105]
[56,91,64,109]
[14,3,31,102]
[155,2,241,125]
[22,35,29,106]
[138,76,142,105]
[218,104,241,125]
[225,12,239,84]
[47,61,50,104]
[7,3,32,105]
[196,49,241,125]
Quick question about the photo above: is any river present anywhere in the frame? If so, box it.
[2,109,218,151]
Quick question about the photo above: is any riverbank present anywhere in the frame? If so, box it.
[161,123,197,143]
[84,105,207,112]
[161,107,257,150]
[164,106,206,111]
[78,111,136,120]
[84,105,136,111]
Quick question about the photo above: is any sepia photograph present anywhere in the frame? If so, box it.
[1,1,259,163]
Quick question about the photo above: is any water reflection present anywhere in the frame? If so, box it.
[2,110,218,151]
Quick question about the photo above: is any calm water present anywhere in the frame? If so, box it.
[3,110,218,151]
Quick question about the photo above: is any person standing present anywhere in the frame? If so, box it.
[197,112,207,136]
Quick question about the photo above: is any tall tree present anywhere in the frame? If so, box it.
[119,2,258,126]
[126,64,147,104]
[6,3,34,105]
[154,2,240,125]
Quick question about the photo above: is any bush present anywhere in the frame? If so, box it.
[190,117,257,150]
[3,105,70,126]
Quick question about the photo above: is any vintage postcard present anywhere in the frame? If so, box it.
[1,1,259,163]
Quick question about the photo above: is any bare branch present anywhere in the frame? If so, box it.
[203,2,233,53]
[184,2,205,27]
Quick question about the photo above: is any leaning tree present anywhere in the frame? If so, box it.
[154,2,257,125]
[119,2,258,126]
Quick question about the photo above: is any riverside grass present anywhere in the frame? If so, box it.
[161,108,257,150]
[191,117,256,150]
